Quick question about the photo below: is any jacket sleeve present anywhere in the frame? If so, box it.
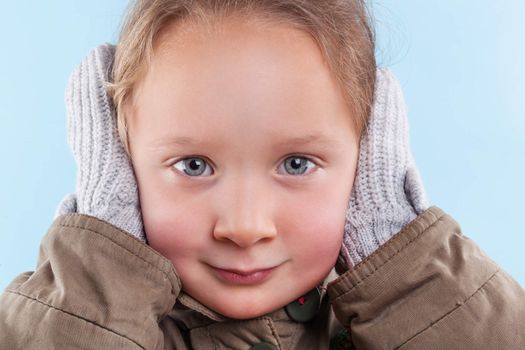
[328,206,525,350]
[0,213,181,350]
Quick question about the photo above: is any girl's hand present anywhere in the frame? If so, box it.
[339,68,430,270]
[54,44,146,243]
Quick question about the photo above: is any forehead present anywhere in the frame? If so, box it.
[129,17,354,144]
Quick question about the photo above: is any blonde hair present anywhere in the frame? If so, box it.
[107,0,377,157]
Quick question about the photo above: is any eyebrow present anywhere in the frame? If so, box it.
[272,134,340,148]
[153,134,339,149]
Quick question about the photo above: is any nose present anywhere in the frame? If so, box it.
[213,175,277,248]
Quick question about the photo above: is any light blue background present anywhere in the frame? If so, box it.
[1,1,524,292]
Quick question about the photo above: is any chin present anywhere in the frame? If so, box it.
[202,288,293,320]
[219,304,277,320]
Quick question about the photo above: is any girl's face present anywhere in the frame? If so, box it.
[128,17,360,319]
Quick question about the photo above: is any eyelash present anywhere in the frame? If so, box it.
[171,155,319,178]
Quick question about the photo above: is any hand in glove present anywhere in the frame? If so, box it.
[54,43,146,243]
[339,67,430,270]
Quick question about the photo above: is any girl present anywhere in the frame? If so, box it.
[1,1,524,348]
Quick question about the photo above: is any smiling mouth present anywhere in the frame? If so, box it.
[210,265,279,285]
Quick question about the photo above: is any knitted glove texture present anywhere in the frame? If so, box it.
[54,43,146,242]
[339,67,430,269]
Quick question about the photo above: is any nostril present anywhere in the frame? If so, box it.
[213,227,277,247]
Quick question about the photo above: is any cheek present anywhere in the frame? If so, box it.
[139,184,211,261]
[281,188,349,267]
[290,210,344,260]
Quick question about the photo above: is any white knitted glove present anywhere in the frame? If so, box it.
[339,67,430,269]
[54,43,146,243]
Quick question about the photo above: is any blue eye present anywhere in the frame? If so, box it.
[280,156,316,176]
[173,157,213,177]
[173,155,316,177]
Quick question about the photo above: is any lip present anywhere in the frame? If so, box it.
[210,265,279,285]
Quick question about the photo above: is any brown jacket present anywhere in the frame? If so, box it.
[1,206,524,349]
